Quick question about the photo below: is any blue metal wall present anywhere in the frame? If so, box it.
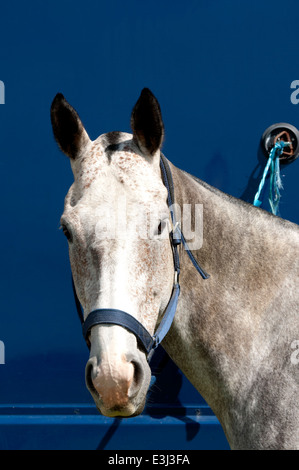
[1,0,298,450]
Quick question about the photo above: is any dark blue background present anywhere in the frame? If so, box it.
[0,0,298,447]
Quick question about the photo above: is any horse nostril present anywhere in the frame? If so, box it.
[85,359,98,395]
[130,360,144,393]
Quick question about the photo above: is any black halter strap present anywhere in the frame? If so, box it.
[72,154,209,360]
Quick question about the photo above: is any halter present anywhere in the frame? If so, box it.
[72,154,209,361]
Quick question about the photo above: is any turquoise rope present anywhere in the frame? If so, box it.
[253,140,290,215]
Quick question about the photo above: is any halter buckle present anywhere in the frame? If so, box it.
[171,222,182,246]
[174,270,180,285]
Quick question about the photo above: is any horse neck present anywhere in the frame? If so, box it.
[162,160,299,447]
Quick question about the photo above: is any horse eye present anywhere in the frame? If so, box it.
[61,224,73,242]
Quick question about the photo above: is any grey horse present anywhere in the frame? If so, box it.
[51,88,299,450]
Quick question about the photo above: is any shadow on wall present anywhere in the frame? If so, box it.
[204,148,270,206]
[146,349,201,441]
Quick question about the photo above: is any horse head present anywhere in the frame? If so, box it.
[51,89,175,417]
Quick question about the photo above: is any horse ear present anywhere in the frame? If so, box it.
[131,88,164,155]
[51,93,90,159]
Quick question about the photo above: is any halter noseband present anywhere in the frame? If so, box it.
[72,154,209,361]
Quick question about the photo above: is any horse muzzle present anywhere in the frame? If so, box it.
[85,345,151,417]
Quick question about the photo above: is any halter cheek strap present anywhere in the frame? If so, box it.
[72,154,209,361]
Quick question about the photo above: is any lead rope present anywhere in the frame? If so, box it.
[253,140,290,215]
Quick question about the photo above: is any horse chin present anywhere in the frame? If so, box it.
[97,399,146,418]
[91,392,147,418]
